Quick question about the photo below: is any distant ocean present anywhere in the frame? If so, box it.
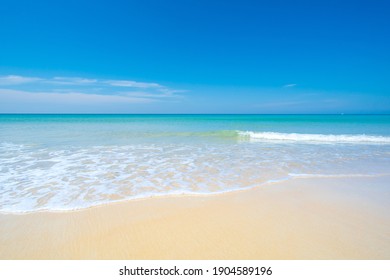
[1,114,390,212]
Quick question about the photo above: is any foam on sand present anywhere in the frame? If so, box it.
[1,176,389,259]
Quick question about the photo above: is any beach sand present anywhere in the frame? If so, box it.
[0,176,389,259]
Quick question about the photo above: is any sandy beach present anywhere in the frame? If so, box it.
[0,176,389,260]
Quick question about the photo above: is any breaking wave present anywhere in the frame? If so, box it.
[238,131,390,144]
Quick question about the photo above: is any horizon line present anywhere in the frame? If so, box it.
[1,113,390,116]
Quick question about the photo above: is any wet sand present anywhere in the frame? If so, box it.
[0,176,389,259]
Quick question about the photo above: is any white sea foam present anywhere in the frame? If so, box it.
[238,131,390,144]
[1,141,390,213]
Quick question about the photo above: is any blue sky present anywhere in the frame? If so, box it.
[0,0,389,113]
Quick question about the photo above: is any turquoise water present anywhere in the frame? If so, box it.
[1,114,390,212]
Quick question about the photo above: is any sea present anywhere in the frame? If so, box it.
[1,114,390,212]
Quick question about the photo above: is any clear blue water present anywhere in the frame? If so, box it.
[1,114,390,212]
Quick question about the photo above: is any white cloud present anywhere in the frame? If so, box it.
[0,74,170,89]
[0,75,43,85]
[105,80,162,88]
[49,77,98,85]
[283,83,297,88]
[0,74,185,114]
[120,91,172,98]
[0,88,154,104]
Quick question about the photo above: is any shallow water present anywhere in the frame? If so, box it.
[1,114,390,212]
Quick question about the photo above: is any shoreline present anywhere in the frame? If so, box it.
[1,176,389,259]
[1,173,390,215]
